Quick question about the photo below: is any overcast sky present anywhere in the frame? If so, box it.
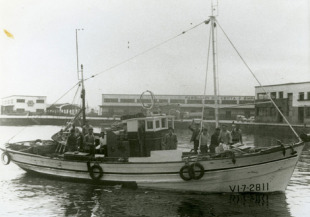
[0,0,309,107]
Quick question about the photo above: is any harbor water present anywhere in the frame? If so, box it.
[0,125,310,217]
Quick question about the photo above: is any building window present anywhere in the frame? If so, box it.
[104,98,118,103]
[187,99,202,104]
[270,92,276,99]
[239,100,254,104]
[170,99,185,104]
[36,109,44,113]
[157,99,168,103]
[36,99,45,103]
[16,108,25,112]
[307,92,310,100]
[120,99,135,103]
[306,108,310,117]
[204,100,215,104]
[299,92,304,101]
[16,99,25,103]
[257,93,268,100]
[222,100,237,104]
[278,92,283,99]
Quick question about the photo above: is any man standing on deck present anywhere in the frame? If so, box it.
[210,127,220,153]
[199,128,209,154]
[163,127,178,150]
[66,128,78,152]
[84,127,95,155]
[188,120,201,154]
[231,124,243,144]
[219,125,232,145]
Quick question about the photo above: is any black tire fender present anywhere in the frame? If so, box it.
[190,163,205,180]
[1,152,11,165]
[179,165,192,181]
[89,164,103,181]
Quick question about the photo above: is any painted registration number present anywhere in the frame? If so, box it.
[229,183,269,192]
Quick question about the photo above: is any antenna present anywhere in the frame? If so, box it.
[211,0,218,16]
[75,28,84,80]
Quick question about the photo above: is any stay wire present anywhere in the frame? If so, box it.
[84,20,209,82]
[215,19,300,141]
[49,81,80,107]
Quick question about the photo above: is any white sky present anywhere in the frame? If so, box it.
[0,0,309,107]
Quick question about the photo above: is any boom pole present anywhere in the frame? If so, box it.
[81,64,86,125]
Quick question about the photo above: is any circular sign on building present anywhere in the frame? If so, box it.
[27,100,34,107]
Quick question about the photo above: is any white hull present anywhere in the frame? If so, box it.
[3,142,304,193]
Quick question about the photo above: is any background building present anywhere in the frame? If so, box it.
[46,103,81,116]
[99,94,255,120]
[255,82,310,124]
[1,95,47,115]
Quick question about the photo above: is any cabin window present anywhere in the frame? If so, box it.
[155,120,160,128]
[161,118,167,128]
[146,121,153,130]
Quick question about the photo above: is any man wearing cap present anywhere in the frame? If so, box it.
[188,120,201,154]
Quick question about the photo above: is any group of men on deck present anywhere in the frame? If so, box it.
[53,122,107,155]
[188,120,243,154]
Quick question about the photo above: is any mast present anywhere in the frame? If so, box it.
[81,64,86,125]
[211,1,219,127]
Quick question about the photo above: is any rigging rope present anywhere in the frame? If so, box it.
[198,26,212,154]
[200,25,212,127]
[84,20,208,82]
[50,81,81,107]
[215,19,301,141]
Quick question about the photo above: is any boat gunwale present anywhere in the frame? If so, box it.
[11,154,299,175]
[1,141,305,164]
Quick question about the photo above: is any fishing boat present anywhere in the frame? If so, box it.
[1,4,309,193]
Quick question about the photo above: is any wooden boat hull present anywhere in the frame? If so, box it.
[1,142,304,193]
